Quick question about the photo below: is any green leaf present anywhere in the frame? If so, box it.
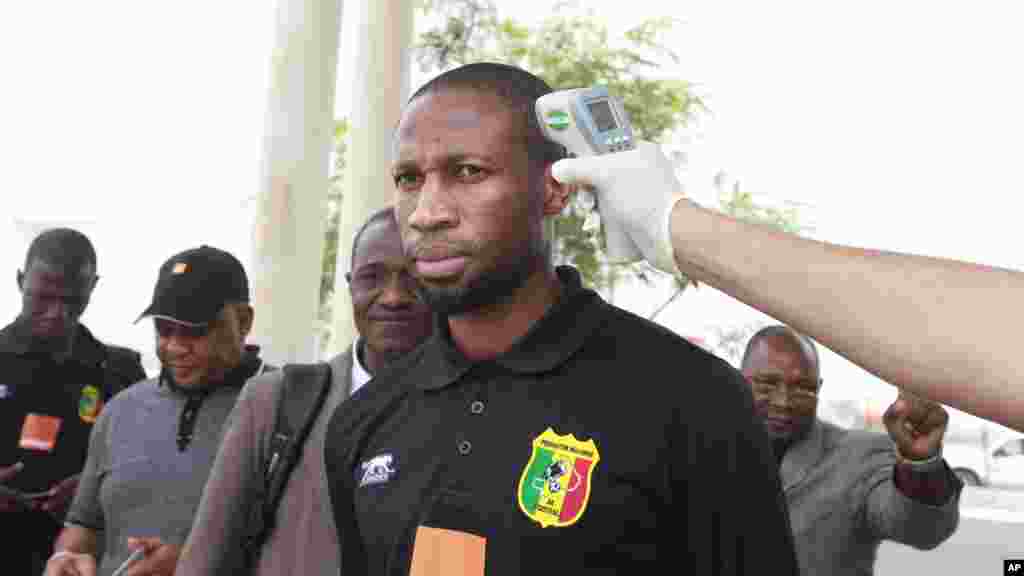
[400,1,806,301]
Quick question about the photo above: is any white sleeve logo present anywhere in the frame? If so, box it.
[358,453,397,487]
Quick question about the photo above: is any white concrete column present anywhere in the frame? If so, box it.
[250,0,344,366]
[327,0,413,358]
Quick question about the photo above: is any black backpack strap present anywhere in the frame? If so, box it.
[244,362,333,561]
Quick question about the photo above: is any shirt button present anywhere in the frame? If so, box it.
[458,440,473,456]
[470,400,485,415]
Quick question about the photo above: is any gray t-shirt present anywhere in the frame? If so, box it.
[175,350,354,576]
[67,377,247,576]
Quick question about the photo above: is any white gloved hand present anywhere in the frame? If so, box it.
[551,140,687,275]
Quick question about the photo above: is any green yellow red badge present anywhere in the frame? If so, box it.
[79,385,102,423]
[517,427,600,528]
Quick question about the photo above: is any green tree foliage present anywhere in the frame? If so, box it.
[647,173,809,321]
[322,118,349,307]
[319,118,349,353]
[316,1,806,335]
[716,171,805,235]
[414,0,704,293]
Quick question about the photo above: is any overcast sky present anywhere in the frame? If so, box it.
[2,1,1021,424]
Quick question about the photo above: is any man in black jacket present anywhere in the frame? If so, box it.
[0,228,146,575]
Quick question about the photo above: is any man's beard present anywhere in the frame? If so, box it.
[415,248,537,316]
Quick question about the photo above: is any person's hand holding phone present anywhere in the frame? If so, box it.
[122,537,181,576]
[0,462,27,512]
[43,550,97,576]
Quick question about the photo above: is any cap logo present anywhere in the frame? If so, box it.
[172,262,188,274]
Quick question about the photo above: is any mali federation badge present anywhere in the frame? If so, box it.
[517,427,601,528]
[78,385,102,423]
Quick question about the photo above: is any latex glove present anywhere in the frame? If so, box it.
[551,140,687,274]
[884,391,949,461]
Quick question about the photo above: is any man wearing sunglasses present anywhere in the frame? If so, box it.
[741,325,962,576]
[46,245,272,576]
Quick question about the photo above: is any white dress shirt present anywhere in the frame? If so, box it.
[350,337,373,395]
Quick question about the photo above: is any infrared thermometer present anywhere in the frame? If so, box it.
[536,86,642,263]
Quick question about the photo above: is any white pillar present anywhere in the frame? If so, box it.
[327,0,413,358]
[250,0,344,366]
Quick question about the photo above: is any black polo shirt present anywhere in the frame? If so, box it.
[325,266,800,575]
[0,320,146,573]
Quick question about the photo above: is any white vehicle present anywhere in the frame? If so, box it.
[943,424,1024,489]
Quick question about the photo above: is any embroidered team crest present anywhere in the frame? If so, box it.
[517,427,600,528]
[78,385,102,423]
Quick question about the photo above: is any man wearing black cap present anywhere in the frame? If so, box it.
[45,246,273,576]
[1,228,146,576]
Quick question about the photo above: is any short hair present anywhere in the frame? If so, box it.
[741,325,820,372]
[24,228,97,275]
[407,62,567,167]
[349,206,399,273]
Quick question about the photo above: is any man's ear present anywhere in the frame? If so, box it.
[238,304,255,338]
[542,163,575,216]
[16,270,24,292]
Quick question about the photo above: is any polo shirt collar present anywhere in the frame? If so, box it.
[417,266,606,391]
[0,320,106,366]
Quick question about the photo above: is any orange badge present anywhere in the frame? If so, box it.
[408,526,486,576]
[19,414,62,452]
[172,262,188,274]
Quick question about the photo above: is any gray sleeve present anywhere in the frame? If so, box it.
[175,371,283,575]
[859,437,961,549]
[66,399,113,531]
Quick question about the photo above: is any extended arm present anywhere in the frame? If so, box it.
[552,144,1024,432]
[669,198,1023,431]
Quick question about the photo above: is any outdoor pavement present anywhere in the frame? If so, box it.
[877,487,1024,575]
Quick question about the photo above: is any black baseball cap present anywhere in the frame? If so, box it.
[137,245,250,326]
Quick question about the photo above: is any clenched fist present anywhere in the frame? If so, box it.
[884,391,949,461]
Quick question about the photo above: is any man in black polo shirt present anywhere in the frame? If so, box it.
[0,228,146,575]
[324,63,800,575]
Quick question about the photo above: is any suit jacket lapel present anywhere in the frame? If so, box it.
[780,419,828,493]
[330,345,355,398]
